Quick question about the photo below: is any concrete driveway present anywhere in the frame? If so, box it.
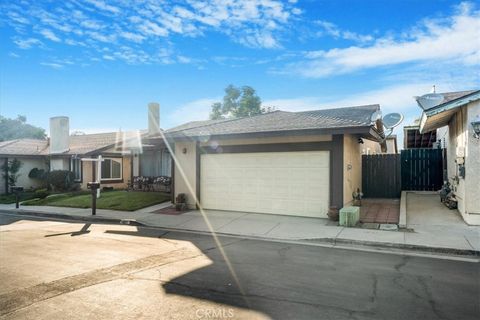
[406,192,480,251]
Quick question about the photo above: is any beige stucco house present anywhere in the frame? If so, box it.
[165,105,386,219]
[0,103,171,193]
[418,89,480,225]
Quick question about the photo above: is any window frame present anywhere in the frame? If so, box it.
[70,157,82,183]
[100,157,123,181]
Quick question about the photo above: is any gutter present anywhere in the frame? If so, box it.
[166,126,376,142]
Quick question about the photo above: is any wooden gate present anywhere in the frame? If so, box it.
[362,154,401,198]
[362,149,444,198]
[400,148,444,191]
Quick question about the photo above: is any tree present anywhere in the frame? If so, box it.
[210,85,264,120]
[0,115,46,141]
[1,158,23,189]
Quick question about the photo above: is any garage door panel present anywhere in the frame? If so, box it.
[201,151,329,218]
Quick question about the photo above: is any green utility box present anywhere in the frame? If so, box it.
[339,206,360,227]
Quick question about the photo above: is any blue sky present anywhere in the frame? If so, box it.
[0,0,479,142]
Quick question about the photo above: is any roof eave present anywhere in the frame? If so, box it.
[167,125,375,141]
[419,91,480,134]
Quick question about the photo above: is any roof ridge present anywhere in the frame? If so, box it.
[299,112,366,126]
[294,104,378,125]
[437,89,479,95]
[166,119,230,133]
[167,110,286,134]
[294,104,379,114]
[0,139,20,149]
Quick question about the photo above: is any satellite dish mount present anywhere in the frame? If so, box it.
[381,112,404,139]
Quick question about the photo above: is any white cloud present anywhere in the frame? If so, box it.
[80,20,103,29]
[39,29,61,42]
[314,20,373,43]
[238,30,280,49]
[164,97,220,128]
[7,11,29,24]
[138,21,169,37]
[86,31,115,42]
[262,97,324,112]
[85,0,120,14]
[120,31,145,43]
[13,38,43,49]
[177,55,192,64]
[286,3,480,77]
[40,62,64,69]
[2,0,301,68]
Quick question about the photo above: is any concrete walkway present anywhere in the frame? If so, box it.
[0,196,478,255]
[405,192,480,253]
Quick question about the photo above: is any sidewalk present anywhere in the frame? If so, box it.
[0,200,478,256]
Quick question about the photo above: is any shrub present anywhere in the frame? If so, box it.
[46,170,76,192]
[1,158,23,188]
[34,188,49,199]
[29,168,47,180]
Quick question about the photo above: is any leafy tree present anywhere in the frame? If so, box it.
[0,115,46,141]
[1,158,23,189]
[210,85,267,120]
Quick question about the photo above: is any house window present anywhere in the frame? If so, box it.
[71,158,82,182]
[101,158,122,180]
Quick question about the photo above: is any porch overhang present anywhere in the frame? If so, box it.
[419,91,480,134]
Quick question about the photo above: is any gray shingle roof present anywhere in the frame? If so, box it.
[0,131,143,156]
[0,139,49,156]
[166,104,380,138]
[167,119,231,133]
[67,132,119,155]
[420,90,479,111]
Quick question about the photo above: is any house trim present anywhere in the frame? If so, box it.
[169,126,376,142]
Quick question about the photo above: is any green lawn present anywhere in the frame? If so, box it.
[0,192,43,204]
[22,191,170,211]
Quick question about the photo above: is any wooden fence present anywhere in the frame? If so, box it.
[400,148,444,191]
[362,148,444,198]
[362,154,401,198]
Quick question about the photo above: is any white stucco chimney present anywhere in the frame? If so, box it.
[49,116,70,154]
[148,102,160,136]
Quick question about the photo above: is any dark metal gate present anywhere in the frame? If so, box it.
[362,154,401,198]
[400,148,444,191]
[362,149,444,198]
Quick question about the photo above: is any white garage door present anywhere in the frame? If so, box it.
[200,151,330,218]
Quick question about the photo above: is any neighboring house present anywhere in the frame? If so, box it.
[165,105,386,218]
[403,118,438,149]
[0,103,171,193]
[417,89,480,225]
[0,139,49,194]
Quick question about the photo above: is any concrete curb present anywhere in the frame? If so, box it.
[304,237,479,257]
[0,209,145,226]
[1,208,478,257]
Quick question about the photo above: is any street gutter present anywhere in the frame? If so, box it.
[1,208,478,258]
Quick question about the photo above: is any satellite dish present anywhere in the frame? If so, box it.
[416,93,444,110]
[383,113,404,130]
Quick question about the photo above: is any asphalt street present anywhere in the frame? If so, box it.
[0,212,478,320]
